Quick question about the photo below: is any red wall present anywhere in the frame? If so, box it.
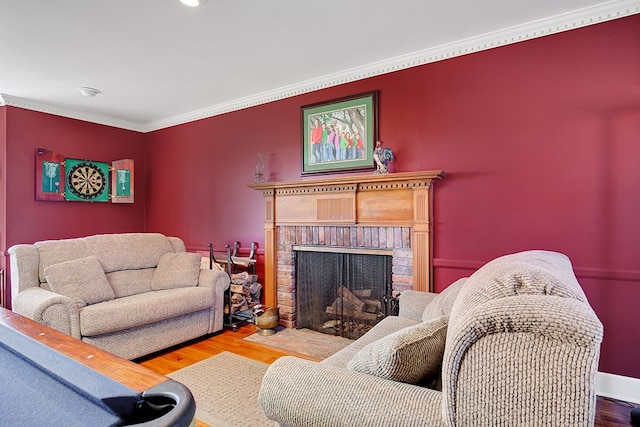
[4,107,147,251]
[146,15,640,378]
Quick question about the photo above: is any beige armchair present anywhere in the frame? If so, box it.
[258,250,603,426]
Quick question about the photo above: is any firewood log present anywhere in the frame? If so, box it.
[336,287,366,312]
[352,289,372,298]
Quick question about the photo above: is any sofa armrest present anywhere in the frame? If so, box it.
[198,268,230,293]
[398,290,438,321]
[259,356,445,427]
[12,287,81,339]
[197,268,230,332]
[8,244,41,296]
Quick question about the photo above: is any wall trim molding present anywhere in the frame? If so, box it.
[3,0,640,133]
[597,372,640,403]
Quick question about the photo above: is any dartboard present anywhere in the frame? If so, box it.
[64,160,109,201]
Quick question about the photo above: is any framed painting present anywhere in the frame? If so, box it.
[36,148,65,201]
[301,91,378,175]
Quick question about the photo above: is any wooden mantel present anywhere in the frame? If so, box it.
[249,170,446,308]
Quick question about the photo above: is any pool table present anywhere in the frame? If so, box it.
[0,307,196,426]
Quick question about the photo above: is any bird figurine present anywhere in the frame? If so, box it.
[373,141,395,174]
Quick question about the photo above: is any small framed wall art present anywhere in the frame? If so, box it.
[36,148,65,201]
[111,159,134,204]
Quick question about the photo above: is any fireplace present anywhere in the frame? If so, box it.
[295,247,393,339]
[276,224,412,331]
[249,170,446,329]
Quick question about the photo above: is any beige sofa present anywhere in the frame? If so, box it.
[9,233,230,360]
[259,250,603,426]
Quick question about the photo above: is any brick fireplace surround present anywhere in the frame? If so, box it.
[249,170,446,328]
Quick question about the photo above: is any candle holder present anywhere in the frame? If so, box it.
[253,153,265,183]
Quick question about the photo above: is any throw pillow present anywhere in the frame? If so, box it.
[151,252,201,290]
[44,256,115,307]
[422,277,468,322]
[347,315,448,384]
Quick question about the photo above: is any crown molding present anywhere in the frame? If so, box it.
[0,94,147,132]
[4,0,640,133]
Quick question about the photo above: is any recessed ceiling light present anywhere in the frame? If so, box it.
[77,87,101,97]
[180,0,207,6]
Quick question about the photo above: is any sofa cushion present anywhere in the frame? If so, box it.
[347,315,448,384]
[398,290,439,321]
[151,252,201,290]
[44,256,115,307]
[83,233,176,273]
[422,277,468,322]
[105,268,154,298]
[36,233,178,282]
[322,316,420,368]
[79,287,214,336]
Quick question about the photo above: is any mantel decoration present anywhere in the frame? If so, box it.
[301,91,378,175]
[373,140,395,174]
[35,148,134,203]
[253,153,265,183]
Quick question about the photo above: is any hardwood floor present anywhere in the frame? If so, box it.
[137,323,322,376]
[597,397,636,427]
[138,324,636,427]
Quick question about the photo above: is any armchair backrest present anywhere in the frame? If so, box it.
[441,250,603,426]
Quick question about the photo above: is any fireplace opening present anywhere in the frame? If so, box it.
[295,247,394,340]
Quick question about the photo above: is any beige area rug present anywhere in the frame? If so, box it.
[167,352,271,427]
[244,326,353,359]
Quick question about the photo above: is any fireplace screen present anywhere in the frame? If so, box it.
[295,249,393,339]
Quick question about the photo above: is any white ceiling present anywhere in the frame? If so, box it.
[1,0,638,132]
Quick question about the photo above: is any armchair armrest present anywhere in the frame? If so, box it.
[398,290,438,321]
[197,268,230,332]
[12,287,81,338]
[259,356,445,427]
[442,295,603,426]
